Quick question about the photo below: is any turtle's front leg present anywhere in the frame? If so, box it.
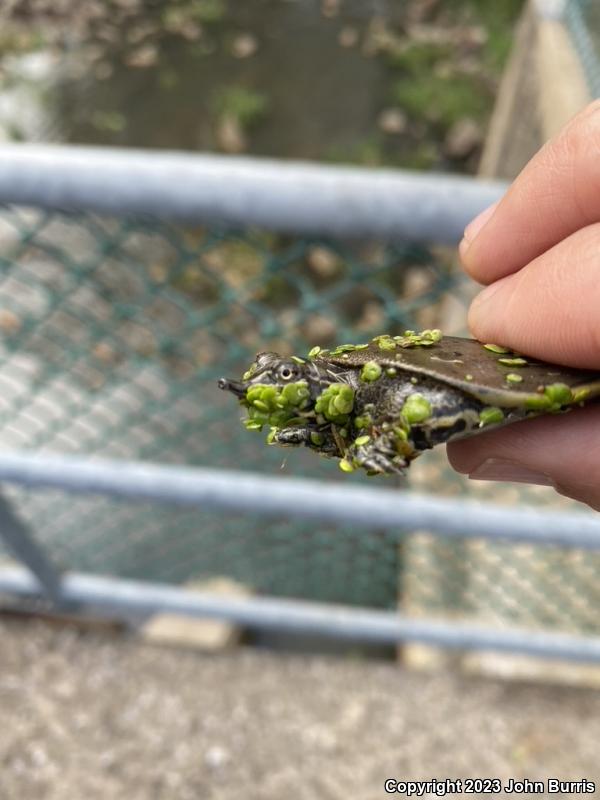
[341,430,410,476]
[271,425,340,457]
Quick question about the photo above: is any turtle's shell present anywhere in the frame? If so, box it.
[316,335,600,407]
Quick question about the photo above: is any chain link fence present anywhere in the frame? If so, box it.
[565,0,600,97]
[0,203,454,608]
[0,147,599,660]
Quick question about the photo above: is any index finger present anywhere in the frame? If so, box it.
[461,101,600,284]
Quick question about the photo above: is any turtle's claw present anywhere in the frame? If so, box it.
[346,436,408,476]
[360,454,406,476]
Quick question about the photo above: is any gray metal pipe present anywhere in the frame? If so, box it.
[0,493,65,606]
[2,566,600,662]
[0,145,506,242]
[0,451,597,549]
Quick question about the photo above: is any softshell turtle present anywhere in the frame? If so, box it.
[218,330,600,476]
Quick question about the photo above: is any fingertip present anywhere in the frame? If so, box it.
[464,225,600,369]
[465,273,515,344]
[466,288,488,337]
[458,239,484,282]
[463,200,499,245]
[458,200,500,283]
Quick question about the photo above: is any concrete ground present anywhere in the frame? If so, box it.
[1,618,600,800]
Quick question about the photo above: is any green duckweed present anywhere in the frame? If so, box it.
[498,357,528,367]
[544,382,572,405]
[314,383,355,424]
[524,383,574,412]
[244,381,311,430]
[401,393,432,424]
[479,406,504,426]
[353,414,371,430]
[360,361,382,382]
[484,343,511,354]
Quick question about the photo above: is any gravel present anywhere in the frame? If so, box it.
[1,618,600,800]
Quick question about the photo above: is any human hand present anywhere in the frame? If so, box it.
[447,102,600,511]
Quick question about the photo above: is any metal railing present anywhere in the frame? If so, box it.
[0,451,600,662]
[0,145,505,242]
[1,144,599,664]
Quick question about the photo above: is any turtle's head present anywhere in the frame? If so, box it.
[218,351,328,432]
[219,352,303,395]
[219,353,354,438]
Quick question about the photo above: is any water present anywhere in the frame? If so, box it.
[0,0,508,171]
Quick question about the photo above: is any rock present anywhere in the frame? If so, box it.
[96,24,121,44]
[94,62,114,80]
[321,0,340,19]
[460,24,488,49]
[142,577,252,652]
[0,309,21,335]
[84,44,105,63]
[92,342,118,365]
[406,23,454,45]
[338,26,359,48]
[362,16,397,58]
[85,0,108,20]
[112,0,142,10]
[163,8,203,39]
[126,21,159,45]
[231,33,258,59]
[306,246,340,279]
[405,0,442,24]
[456,55,481,75]
[216,115,246,154]
[302,314,337,344]
[443,117,482,159]
[180,22,202,42]
[125,44,159,69]
[356,300,385,332]
[377,107,408,135]
[402,265,433,300]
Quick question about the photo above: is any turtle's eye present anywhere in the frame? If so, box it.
[277,364,296,382]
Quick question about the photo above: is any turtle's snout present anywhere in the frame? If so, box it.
[218,377,247,398]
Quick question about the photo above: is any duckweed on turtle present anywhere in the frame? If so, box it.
[218,333,600,477]
[401,393,432,424]
[360,361,382,382]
